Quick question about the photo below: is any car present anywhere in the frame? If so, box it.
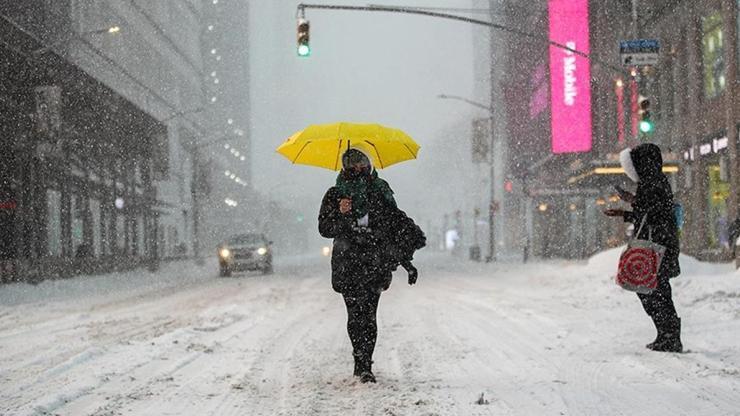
[217,233,273,276]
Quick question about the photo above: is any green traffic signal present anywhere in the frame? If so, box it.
[639,120,654,134]
[297,44,311,57]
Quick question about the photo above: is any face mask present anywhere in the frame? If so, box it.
[345,164,370,179]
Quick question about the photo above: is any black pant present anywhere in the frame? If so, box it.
[637,274,678,326]
[342,290,381,363]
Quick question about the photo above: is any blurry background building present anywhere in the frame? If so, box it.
[0,0,287,282]
[493,0,739,262]
[634,0,739,262]
[2,0,207,281]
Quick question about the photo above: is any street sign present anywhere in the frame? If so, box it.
[619,39,660,66]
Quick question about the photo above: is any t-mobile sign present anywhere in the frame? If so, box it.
[548,0,592,154]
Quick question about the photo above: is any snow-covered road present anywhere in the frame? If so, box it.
[1,251,739,416]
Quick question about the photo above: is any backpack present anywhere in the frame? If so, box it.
[673,202,684,231]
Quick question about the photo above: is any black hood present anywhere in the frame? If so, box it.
[630,143,663,181]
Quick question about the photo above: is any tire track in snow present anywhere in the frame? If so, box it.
[216,281,335,415]
[2,275,287,414]
[125,276,334,416]
[83,279,315,416]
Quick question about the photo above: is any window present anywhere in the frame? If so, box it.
[227,234,266,245]
[46,190,62,256]
[91,199,101,256]
[707,163,730,249]
[702,11,726,99]
[71,195,84,255]
[137,216,145,256]
[116,215,125,252]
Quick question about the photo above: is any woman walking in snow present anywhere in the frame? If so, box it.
[318,148,425,383]
[604,143,683,352]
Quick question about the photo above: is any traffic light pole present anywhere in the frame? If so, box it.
[296,3,631,77]
[487,115,496,262]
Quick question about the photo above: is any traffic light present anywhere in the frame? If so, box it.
[638,96,654,134]
[296,19,310,57]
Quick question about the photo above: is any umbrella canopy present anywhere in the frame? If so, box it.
[276,122,420,171]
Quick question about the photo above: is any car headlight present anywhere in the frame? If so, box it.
[219,248,231,258]
[322,246,331,256]
[257,247,267,256]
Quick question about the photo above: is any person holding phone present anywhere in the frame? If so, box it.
[604,144,683,353]
[318,148,425,382]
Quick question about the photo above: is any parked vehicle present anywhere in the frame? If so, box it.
[217,233,273,276]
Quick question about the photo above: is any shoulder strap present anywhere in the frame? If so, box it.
[634,214,648,240]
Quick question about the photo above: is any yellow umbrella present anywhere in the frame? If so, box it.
[276,122,420,171]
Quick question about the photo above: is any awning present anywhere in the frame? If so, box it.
[567,161,679,186]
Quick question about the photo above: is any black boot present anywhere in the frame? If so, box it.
[360,370,376,383]
[645,316,664,350]
[353,354,363,377]
[358,357,375,383]
[650,317,683,353]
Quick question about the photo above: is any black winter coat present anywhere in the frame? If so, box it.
[623,144,681,278]
[318,184,424,295]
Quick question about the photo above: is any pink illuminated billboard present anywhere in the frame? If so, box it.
[548,0,592,154]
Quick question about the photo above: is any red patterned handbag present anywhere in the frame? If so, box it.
[616,216,666,294]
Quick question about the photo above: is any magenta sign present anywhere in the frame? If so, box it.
[548,0,592,154]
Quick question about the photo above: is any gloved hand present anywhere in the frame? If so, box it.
[380,273,392,291]
[407,264,418,285]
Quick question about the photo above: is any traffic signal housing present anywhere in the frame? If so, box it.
[638,96,654,134]
[297,19,310,57]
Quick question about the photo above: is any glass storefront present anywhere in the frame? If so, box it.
[46,190,62,256]
[71,195,84,256]
[137,216,145,256]
[707,163,730,249]
[116,215,125,253]
[0,189,16,261]
[91,199,101,256]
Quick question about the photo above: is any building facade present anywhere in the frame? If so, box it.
[496,0,740,262]
[64,0,208,261]
[198,0,254,250]
[637,0,739,261]
[0,0,209,281]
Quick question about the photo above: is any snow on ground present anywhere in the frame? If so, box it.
[1,249,739,416]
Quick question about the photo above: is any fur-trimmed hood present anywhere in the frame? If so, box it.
[619,148,639,182]
[619,144,663,183]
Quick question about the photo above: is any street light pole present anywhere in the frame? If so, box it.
[486,115,496,262]
[437,93,497,262]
